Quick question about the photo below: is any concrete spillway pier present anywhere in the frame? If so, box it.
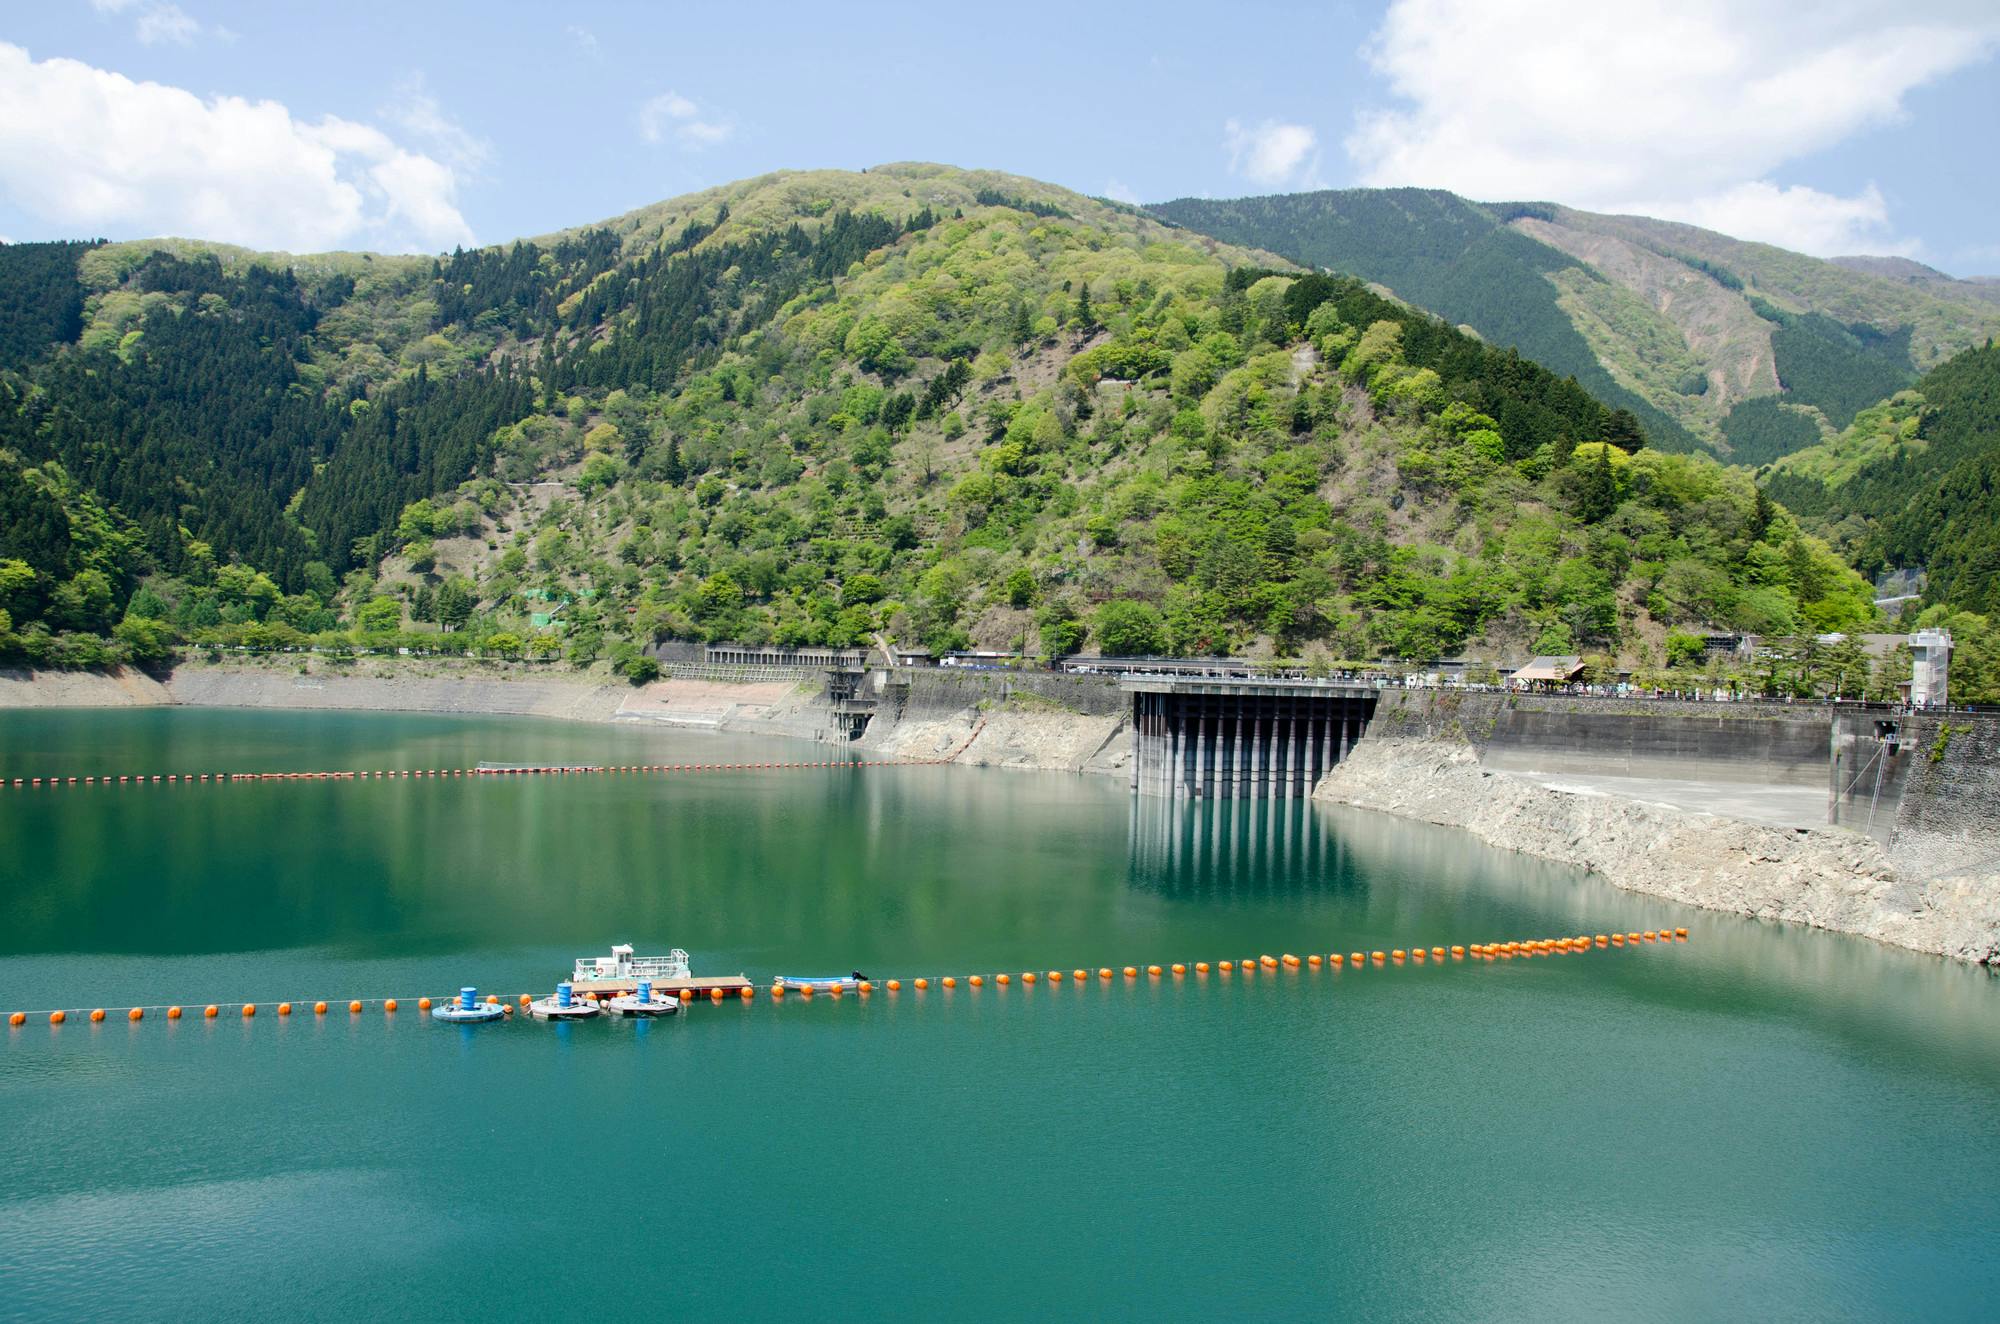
[1125,678,1379,799]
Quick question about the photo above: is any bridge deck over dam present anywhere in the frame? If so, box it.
[1123,677,1380,799]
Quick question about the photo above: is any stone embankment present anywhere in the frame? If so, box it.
[0,660,1140,768]
[861,668,1133,776]
[1315,736,1999,966]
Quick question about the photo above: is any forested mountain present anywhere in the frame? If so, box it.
[1149,190,2000,466]
[0,164,1887,696]
[1763,341,2000,616]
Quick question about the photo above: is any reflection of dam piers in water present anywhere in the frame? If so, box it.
[1124,679,1379,798]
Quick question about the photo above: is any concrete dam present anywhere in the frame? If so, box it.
[1125,678,1380,799]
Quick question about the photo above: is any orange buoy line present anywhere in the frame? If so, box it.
[3,757,940,791]
[3,929,1694,1030]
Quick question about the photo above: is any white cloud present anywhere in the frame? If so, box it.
[91,0,201,46]
[567,26,599,57]
[1102,178,1141,205]
[134,3,198,46]
[0,43,475,253]
[638,91,732,149]
[1646,181,1919,257]
[1346,0,2000,254]
[1224,118,1323,189]
[382,73,492,174]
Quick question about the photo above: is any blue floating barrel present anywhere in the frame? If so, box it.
[459,987,477,1011]
[556,982,573,1009]
[637,980,652,1005]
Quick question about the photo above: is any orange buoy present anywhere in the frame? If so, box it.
[709,988,724,1001]
[129,1007,143,1022]
[1099,968,1113,980]
[969,975,984,987]
[90,1008,106,1022]
[1022,972,1036,985]
[1330,953,1344,967]
[1307,955,1321,968]
[1123,966,1138,978]
[486,995,500,1005]
[1073,969,1088,982]
[1451,946,1465,958]
[887,980,902,992]
[772,985,786,999]
[1195,962,1209,974]
[51,1010,66,1025]
[942,977,956,988]
[1676,927,1688,939]
[1391,950,1406,962]
[859,980,872,993]
[996,974,1010,986]
[384,999,397,1012]
[1173,963,1187,975]
[799,985,814,1000]
[7,1011,23,1027]
[1281,954,1299,967]
[1431,947,1445,960]
[740,985,754,999]
[348,1000,362,1013]
[914,978,929,990]
[1412,949,1427,962]
[519,994,531,1007]
[827,984,843,998]
[315,1001,329,1014]
[241,1004,255,1018]
[1612,934,1625,946]
[1048,971,1063,983]
[167,1006,182,1019]
[205,1005,219,1018]
[1218,961,1234,973]
[1147,965,1162,977]
[278,1002,292,1016]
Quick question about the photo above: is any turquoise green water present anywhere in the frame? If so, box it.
[1,709,1997,1322]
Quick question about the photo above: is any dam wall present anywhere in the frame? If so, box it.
[1835,711,2000,879]
[1366,691,1834,786]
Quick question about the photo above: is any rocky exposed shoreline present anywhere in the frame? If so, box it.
[1315,736,2000,966]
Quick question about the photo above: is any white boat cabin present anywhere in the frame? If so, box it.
[572,943,691,984]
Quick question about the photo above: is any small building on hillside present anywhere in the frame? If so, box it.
[1507,655,1585,690]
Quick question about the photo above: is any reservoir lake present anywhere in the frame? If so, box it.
[2,709,1997,1321]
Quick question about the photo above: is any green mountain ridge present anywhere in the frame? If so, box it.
[0,164,1907,698]
[1149,190,2000,467]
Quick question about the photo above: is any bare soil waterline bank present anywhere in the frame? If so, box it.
[1315,737,2000,966]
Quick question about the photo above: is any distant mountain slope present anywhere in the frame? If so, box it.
[1147,189,1699,453]
[1763,341,2000,616]
[1151,190,2000,465]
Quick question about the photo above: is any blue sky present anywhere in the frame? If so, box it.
[3,0,1996,271]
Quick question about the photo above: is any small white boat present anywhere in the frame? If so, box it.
[527,982,600,1021]
[432,987,507,1024]
[604,979,678,1018]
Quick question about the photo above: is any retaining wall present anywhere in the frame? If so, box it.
[1367,691,1835,786]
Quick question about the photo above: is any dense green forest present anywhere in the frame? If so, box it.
[0,240,101,365]
[0,167,1901,696]
[1765,341,2000,614]
[1147,189,1999,466]
[1147,189,1698,452]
